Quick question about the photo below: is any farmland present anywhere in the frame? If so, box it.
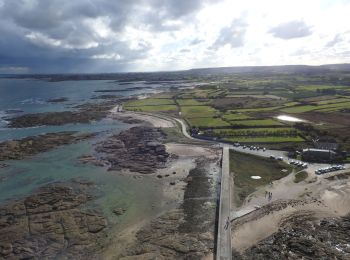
[123,70,350,150]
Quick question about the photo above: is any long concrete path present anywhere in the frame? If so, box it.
[216,146,232,260]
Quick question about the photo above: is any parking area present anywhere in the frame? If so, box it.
[223,143,349,179]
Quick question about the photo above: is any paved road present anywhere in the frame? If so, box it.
[174,118,194,140]
[216,146,232,260]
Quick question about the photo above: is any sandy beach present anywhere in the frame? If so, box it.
[101,108,221,259]
[231,166,350,255]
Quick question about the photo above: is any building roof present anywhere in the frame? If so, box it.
[302,148,336,154]
[315,142,339,150]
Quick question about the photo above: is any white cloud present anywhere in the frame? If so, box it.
[1,0,350,72]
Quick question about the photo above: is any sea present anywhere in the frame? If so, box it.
[0,77,173,227]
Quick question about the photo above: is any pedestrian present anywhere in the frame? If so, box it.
[224,216,230,230]
[265,191,268,198]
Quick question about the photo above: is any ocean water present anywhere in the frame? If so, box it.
[0,77,170,225]
[0,78,164,140]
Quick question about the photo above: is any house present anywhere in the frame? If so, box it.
[302,148,336,162]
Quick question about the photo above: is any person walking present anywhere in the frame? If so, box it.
[224,216,230,230]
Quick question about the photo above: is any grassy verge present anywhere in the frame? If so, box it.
[294,171,308,183]
[230,150,292,207]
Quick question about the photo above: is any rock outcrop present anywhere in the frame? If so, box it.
[0,182,107,259]
[235,210,350,259]
[7,100,119,128]
[121,159,218,259]
[0,132,95,161]
[95,126,170,174]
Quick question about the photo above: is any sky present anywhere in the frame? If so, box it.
[0,0,350,73]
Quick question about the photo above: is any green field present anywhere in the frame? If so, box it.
[187,117,230,128]
[282,101,350,113]
[224,136,304,143]
[180,105,219,118]
[230,119,284,127]
[126,105,178,112]
[125,98,175,107]
[230,150,292,206]
[315,97,350,105]
[296,85,347,91]
[212,127,298,136]
[176,99,210,106]
[222,112,251,121]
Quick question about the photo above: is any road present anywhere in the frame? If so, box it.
[216,146,232,260]
[128,115,349,259]
[174,118,194,139]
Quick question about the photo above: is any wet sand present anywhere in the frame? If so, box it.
[101,107,220,259]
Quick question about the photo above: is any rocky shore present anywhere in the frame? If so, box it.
[7,100,120,128]
[47,97,69,103]
[0,132,95,161]
[0,181,107,259]
[120,158,218,259]
[94,126,171,174]
[234,213,350,259]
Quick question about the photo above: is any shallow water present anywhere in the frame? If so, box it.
[0,78,166,139]
[0,78,172,226]
[0,139,166,225]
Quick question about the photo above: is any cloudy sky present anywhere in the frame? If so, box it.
[0,0,349,73]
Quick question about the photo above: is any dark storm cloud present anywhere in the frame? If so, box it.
[0,0,219,73]
[210,18,247,50]
[269,20,312,39]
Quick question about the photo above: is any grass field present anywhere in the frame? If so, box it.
[126,105,178,112]
[187,117,230,128]
[125,98,175,107]
[176,99,210,106]
[315,97,350,105]
[282,101,350,113]
[224,136,304,143]
[230,119,284,127]
[180,105,219,118]
[212,127,298,136]
[230,150,292,206]
[296,85,347,91]
[281,105,319,113]
[222,112,251,121]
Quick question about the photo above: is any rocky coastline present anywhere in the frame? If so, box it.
[6,100,120,128]
[94,126,171,173]
[120,158,219,259]
[0,181,107,259]
[234,212,350,259]
[0,132,95,161]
